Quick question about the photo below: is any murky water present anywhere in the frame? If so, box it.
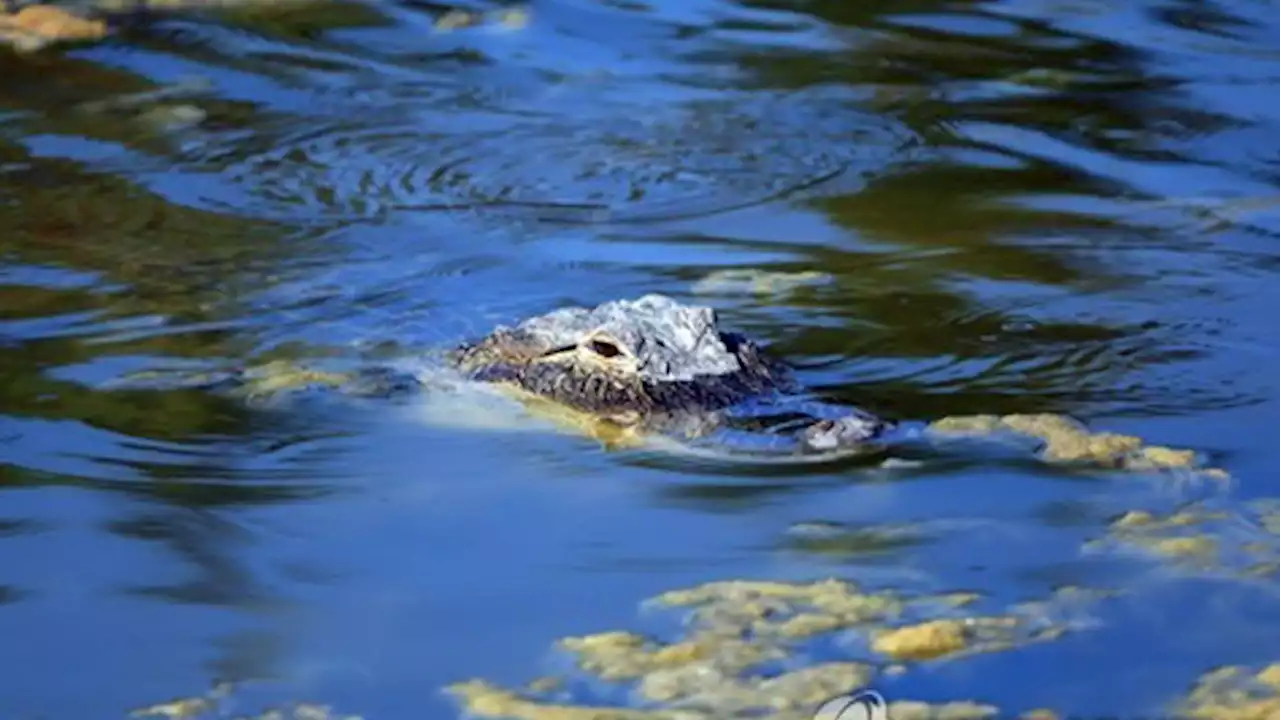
[2,0,1280,717]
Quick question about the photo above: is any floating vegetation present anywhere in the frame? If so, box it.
[443,578,1114,720]
[1086,502,1280,579]
[0,0,390,52]
[0,4,107,52]
[1178,663,1280,719]
[128,681,362,720]
[781,520,933,560]
[432,4,529,33]
[690,269,833,298]
[927,413,1229,479]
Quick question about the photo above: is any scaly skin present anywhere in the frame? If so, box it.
[446,294,892,453]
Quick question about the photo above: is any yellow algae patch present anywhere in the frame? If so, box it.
[1256,664,1280,691]
[651,578,905,639]
[887,700,1000,719]
[442,578,1080,720]
[927,413,1227,477]
[1112,508,1222,533]
[7,5,107,37]
[558,631,649,679]
[871,616,1023,662]
[526,676,565,694]
[1112,510,1158,529]
[450,666,881,719]
[1001,413,1143,464]
[1185,698,1280,720]
[775,612,847,637]
[1132,445,1199,469]
[130,695,218,720]
[130,682,233,719]
[873,620,968,660]
[928,415,1004,435]
[648,578,1070,656]
[0,5,108,51]
[1178,663,1280,720]
[558,631,775,681]
[1145,536,1218,559]
[655,578,847,605]
[130,683,361,720]
[1251,501,1280,536]
[690,269,832,298]
[1111,509,1216,531]
[1087,500,1280,580]
[640,661,877,711]
[1095,507,1231,567]
[237,360,352,396]
[740,662,873,708]
[447,680,683,720]
[434,8,480,31]
[289,705,358,720]
[434,4,530,33]
[135,104,208,132]
[937,592,984,607]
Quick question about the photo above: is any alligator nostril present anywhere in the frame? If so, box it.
[589,339,623,358]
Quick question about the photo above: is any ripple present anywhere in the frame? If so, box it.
[176,88,918,225]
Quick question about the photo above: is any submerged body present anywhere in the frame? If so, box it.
[105,294,1224,471]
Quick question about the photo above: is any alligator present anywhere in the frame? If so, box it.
[127,294,894,457]
[444,293,892,454]
[113,293,1225,471]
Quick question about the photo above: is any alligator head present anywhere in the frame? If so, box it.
[450,294,799,427]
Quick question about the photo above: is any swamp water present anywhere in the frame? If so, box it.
[1,0,1280,717]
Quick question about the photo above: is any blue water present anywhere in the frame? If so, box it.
[1,0,1279,717]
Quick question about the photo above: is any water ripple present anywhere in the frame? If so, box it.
[173,86,918,225]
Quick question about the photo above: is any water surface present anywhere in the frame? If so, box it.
[1,0,1279,717]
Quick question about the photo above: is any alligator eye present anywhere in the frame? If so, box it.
[588,339,623,358]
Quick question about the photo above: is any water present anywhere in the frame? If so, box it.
[1,0,1279,717]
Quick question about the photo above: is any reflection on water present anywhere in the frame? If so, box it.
[1,0,1279,717]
